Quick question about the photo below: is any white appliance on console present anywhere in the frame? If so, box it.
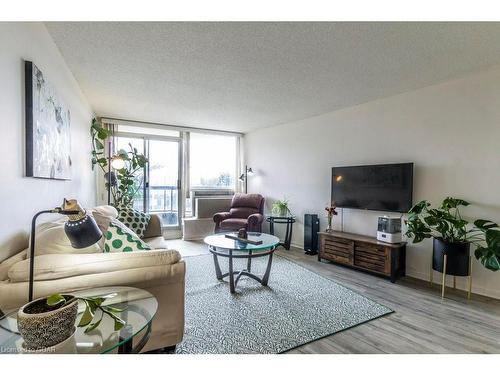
[377,216,402,243]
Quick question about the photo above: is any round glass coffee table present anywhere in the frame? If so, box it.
[204,232,280,293]
[0,286,157,354]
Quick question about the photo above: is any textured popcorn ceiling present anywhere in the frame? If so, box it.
[46,22,500,133]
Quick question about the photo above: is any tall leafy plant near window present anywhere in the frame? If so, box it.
[90,118,148,209]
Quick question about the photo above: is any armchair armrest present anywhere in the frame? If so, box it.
[213,212,231,224]
[247,213,264,226]
[8,249,181,282]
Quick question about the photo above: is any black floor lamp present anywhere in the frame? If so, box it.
[28,199,102,302]
[238,165,254,193]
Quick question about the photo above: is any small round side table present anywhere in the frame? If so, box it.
[266,216,296,250]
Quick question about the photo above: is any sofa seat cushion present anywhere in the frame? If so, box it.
[104,220,152,252]
[118,207,151,238]
[144,236,169,249]
[7,249,181,282]
[219,218,248,230]
[0,249,27,281]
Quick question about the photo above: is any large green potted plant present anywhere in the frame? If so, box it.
[406,197,500,274]
[90,118,148,209]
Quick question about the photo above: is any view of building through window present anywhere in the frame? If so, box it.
[189,133,237,189]
[112,129,238,227]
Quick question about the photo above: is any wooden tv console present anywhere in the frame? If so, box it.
[318,231,406,283]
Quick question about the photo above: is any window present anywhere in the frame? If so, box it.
[189,133,237,190]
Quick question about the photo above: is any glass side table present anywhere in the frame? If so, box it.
[0,286,157,354]
[266,216,296,250]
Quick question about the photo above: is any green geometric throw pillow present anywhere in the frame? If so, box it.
[117,208,151,238]
[103,219,152,253]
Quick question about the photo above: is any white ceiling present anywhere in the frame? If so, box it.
[46,22,500,133]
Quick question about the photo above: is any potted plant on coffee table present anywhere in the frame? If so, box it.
[405,197,500,279]
[17,293,126,351]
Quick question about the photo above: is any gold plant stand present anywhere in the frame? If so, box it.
[430,255,472,300]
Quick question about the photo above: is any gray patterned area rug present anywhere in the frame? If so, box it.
[176,253,392,354]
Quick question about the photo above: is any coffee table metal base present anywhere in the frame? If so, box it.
[208,246,277,293]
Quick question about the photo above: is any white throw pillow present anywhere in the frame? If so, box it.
[27,220,101,257]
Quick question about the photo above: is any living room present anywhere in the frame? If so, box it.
[1,1,500,373]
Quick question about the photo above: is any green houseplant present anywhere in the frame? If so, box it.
[17,293,125,350]
[406,197,500,273]
[91,118,148,209]
[272,198,292,217]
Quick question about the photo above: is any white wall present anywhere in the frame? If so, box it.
[245,67,500,299]
[0,23,95,261]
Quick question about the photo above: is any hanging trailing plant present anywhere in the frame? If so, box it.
[90,118,148,209]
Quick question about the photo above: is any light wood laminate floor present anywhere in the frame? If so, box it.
[169,240,500,353]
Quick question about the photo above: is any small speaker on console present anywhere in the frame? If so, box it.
[304,214,320,255]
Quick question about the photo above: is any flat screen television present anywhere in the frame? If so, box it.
[331,163,413,213]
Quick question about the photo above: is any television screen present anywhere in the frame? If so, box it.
[331,163,413,213]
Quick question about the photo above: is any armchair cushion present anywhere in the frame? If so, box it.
[213,212,231,224]
[219,218,248,230]
[8,249,181,282]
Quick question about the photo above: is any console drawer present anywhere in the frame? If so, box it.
[320,236,353,265]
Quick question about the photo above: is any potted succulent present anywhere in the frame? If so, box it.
[406,197,500,274]
[272,198,292,217]
[17,293,126,351]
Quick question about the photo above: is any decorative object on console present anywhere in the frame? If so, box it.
[28,199,102,301]
[406,197,500,298]
[17,293,125,351]
[238,165,254,193]
[91,118,148,207]
[238,228,248,239]
[304,214,320,255]
[25,61,71,180]
[318,231,406,283]
[213,193,265,233]
[325,203,338,232]
[377,216,403,243]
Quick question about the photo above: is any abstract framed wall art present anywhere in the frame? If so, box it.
[25,61,72,180]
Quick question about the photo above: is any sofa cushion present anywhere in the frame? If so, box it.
[0,249,27,281]
[7,249,181,282]
[27,220,101,258]
[104,220,152,252]
[118,207,151,238]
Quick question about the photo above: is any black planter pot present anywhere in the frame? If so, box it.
[432,237,470,276]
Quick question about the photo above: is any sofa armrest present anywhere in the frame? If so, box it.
[213,212,231,224]
[247,213,264,226]
[8,249,181,282]
[142,214,163,239]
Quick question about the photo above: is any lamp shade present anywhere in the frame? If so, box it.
[64,215,102,249]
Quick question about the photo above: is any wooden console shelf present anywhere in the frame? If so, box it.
[318,231,406,283]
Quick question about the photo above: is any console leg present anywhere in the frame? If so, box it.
[441,254,447,299]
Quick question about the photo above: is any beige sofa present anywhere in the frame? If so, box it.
[0,208,185,353]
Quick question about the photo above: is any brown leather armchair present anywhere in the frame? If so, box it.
[213,193,265,233]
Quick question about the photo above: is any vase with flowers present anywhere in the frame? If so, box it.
[325,203,338,232]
